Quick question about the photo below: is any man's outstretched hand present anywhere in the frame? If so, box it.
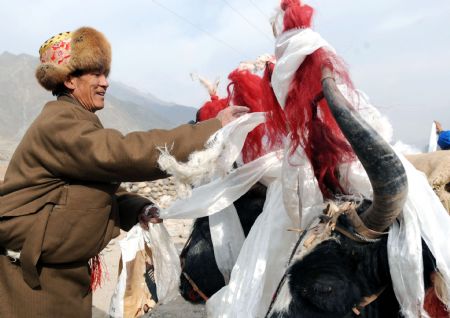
[216,106,250,126]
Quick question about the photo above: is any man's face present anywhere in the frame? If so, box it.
[69,72,109,112]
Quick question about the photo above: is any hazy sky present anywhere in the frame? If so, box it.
[1,0,449,147]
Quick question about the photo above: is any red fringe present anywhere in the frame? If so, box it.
[89,254,106,291]
[424,287,449,317]
[269,0,356,197]
[281,0,314,30]
[197,96,229,122]
[197,68,272,163]
[261,62,287,152]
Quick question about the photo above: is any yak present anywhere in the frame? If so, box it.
[178,67,442,316]
[267,68,438,318]
[179,182,267,303]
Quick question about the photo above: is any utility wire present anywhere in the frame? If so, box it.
[220,0,273,42]
[247,0,270,20]
[152,0,250,58]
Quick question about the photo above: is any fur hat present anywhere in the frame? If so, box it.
[36,27,111,91]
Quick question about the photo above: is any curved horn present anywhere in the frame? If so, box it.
[321,67,408,232]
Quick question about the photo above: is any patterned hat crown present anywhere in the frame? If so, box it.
[35,27,111,91]
[39,31,72,66]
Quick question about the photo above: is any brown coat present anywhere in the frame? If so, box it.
[0,95,220,317]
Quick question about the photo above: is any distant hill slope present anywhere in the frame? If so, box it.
[0,51,197,161]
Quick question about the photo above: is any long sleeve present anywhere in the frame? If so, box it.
[36,102,221,183]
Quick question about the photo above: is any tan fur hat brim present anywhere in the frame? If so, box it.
[35,27,111,91]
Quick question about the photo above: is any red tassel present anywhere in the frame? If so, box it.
[89,254,108,291]
[281,0,314,31]
[424,287,449,317]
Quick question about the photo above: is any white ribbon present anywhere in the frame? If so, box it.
[209,204,245,284]
[157,112,266,188]
[388,155,450,317]
[207,179,298,318]
[159,151,282,219]
[271,28,334,108]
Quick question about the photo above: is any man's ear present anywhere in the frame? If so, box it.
[64,76,77,90]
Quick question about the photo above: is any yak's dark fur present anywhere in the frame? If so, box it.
[269,223,435,318]
[179,182,267,303]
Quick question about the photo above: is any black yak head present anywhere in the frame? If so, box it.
[280,223,393,318]
[288,239,367,315]
[272,222,435,318]
[179,183,267,303]
[268,68,410,318]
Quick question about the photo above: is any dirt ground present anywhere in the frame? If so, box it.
[92,219,207,318]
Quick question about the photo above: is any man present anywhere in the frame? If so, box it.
[0,26,248,317]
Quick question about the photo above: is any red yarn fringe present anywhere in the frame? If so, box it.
[197,68,271,163]
[261,62,287,152]
[197,96,229,122]
[89,254,107,291]
[424,287,449,317]
[228,69,266,163]
[281,0,314,30]
[269,0,357,197]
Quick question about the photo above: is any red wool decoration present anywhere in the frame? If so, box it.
[197,96,229,122]
[281,0,314,30]
[196,68,273,163]
[228,69,266,163]
[89,254,104,291]
[424,287,449,317]
[278,0,356,197]
[261,62,288,152]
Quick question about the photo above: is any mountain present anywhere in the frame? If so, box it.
[107,82,197,126]
[0,52,197,161]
